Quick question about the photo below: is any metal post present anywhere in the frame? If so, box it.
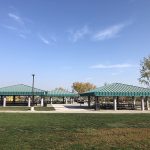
[32,74,35,106]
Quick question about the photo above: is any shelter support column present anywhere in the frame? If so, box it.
[95,96,99,110]
[88,96,91,108]
[13,96,16,103]
[50,97,53,105]
[3,97,6,107]
[63,97,65,104]
[117,96,119,106]
[41,97,44,107]
[141,97,145,111]
[133,97,136,109]
[146,97,149,110]
[65,97,68,104]
[113,97,117,111]
[0,96,3,105]
[28,97,31,107]
[71,98,74,104]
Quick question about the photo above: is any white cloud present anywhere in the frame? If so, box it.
[38,34,57,45]
[93,23,127,41]
[8,13,24,25]
[19,34,26,39]
[1,23,30,39]
[4,12,31,39]
[38,34,50,45]
[69,25,90,42]
[1,24,17,31]
[90,63,136,69]
[68,21,132,42]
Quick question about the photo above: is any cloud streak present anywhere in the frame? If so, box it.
[90,63,135,69]
[38,34,50,45]
[68,21,132,42]
[1,24,17,31]
[93,23,128,41]
[19,34,26,39]
[2,12,31,39]
[8,13,24,25]
[69,26,89,42]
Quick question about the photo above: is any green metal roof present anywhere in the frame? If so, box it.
[47,89,78,97]
[0,84,45,96]
[80,83,150,97]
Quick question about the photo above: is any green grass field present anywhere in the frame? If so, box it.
[0,106,55,111]
[0,113,150,150]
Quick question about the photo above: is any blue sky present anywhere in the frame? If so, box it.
[0,0,150,90]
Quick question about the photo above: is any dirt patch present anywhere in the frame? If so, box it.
[52,128,150,150]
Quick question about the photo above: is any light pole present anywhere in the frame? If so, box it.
[32,74,35,106]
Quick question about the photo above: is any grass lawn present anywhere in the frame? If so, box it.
[0,113,150,150]
[34,106,55,111]
[0,106,55,111]
[0,106,30,111]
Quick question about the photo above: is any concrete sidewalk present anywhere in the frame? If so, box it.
[0,110,150,113]
[0,104,150,113]
[51,104,150,113]
[52,104,89,112]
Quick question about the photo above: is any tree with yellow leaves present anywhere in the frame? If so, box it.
[72,82,96,94]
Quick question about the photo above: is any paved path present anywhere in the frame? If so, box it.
[0,104,150,113]
[52,104,89,112]
[51,104,150,113]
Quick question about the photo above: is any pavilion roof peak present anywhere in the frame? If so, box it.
[0,84,45,96]
[0,84,44,90]
[81,82,150,97]
[107,82,148,90]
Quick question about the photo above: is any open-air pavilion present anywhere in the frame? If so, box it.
[80,83,150,111]
[1,82,150,111]
[0,84,78,107]
[46,89,78,104]
[0,84,45,107]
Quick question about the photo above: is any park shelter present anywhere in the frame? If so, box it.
[80,83,150,111]
[0,84,45,107]
[47,89,78,104]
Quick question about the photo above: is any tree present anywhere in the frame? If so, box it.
[139,55,150,87]
[72,82,96,93]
